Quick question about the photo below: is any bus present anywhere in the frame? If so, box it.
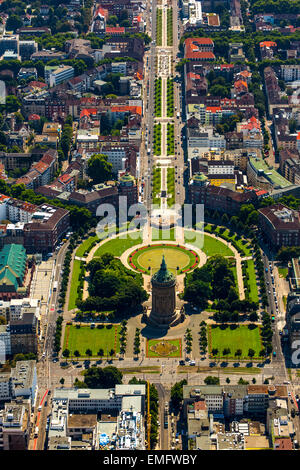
[53,281,58,292]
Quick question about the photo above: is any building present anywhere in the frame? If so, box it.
[10,312,38,355]
[184,37,215,61]
[258,203,300,247]
[247,157,291,191]
[280,65,300,82]
[229,43,245,62]
[189,180,257,214]
[10,361,37,405]
[23,204,70,254]
[187,126,226,159]
[0,244,27,297]
[148,257,179,328]
[0,400,31,450]
[52,384,146,414]
[118,173,138,206]
[45,65,74,87]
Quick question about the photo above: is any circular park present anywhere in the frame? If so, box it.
[128,244,199,275]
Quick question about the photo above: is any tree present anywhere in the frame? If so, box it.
[60,378,65,385]
[248,348,255,359]
[249,312,258,322]
[212,348,219,357]
[170,379,187,410]
[204,376,220,385]
[235,349,242,359]
[98,348,104,358]
[4,95,21,113]
[226,377,230,384]
[74,350,80,358]
[83,366,123,388]
[86,153,113,184]
[62,349,70,358]
[6,14,23,31]
[85,348,92,357]
[223,348,231,357]
[238,377,249,385]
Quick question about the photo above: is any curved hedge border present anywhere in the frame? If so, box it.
[128,244,199,275]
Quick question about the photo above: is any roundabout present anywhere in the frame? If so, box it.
[128,244,199,275]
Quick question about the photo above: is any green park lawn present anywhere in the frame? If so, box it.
[76,235,98,257]
[152,227,175,241]
[245,259,259,303]
[184,230,234,257]
[64,324,121,357]
[93,231,143,258]
[208,324,262,360]
[68,259,81,311]
[278,266,288,278]
[130,244,196,275]
[203,224,252,257]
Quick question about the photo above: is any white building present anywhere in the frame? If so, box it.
[0,325,11,360]
[281,65,300,82]
[6,198,37,223]
[46,65,75,87]
[0,298,40,323]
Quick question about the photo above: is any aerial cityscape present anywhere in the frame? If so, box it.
[0,0,300,456]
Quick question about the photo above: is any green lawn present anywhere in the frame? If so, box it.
[64,324,121,357]
[68,259,82,311]
[76,235,98,257]
[93,232,143,257]
[278,266,288,279]
[246,259,259,303]
[203,224,252,257]
[184,230,234,257]
[152,227,175,241]
[208,325,263,360]
[130,244,197,275]
[147,338,182,357]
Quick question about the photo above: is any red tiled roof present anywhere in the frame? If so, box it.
[33,161,49,174]
[260,41,277,47]
[220,64,234,69]
[106,26,125,34]
[234,79,248,89]
[239,70,252,78]
[184,38,214,60]
[206,106,222,113]
[59,173,73,184]
[187,72,201,80]
[28,81,47,88]
[80,108,97,118]
[111,105,142,115]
